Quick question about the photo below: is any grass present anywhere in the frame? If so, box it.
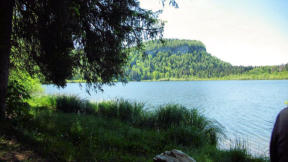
[0,95,268,162]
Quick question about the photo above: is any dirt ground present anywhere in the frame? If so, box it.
[0,136,47,162]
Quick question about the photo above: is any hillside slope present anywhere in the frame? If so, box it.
[126,39,256,81]
[125,39,288,81]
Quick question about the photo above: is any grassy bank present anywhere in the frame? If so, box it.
[1,95,268,161]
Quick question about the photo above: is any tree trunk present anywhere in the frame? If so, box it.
[0,0,14,119]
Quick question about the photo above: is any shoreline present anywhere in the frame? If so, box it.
[67,78,288,83]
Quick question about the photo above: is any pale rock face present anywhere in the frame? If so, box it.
[153,149,196,162]
[145,44,206,57]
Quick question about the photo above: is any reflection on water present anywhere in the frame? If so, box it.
[44,80,288,156]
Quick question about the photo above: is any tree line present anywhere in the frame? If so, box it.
[124,39,288,81]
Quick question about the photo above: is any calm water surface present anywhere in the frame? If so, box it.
[44,80,288,156]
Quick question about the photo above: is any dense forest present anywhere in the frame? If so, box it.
[124,39,288,81]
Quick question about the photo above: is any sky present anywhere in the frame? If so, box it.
[139,0,288,66]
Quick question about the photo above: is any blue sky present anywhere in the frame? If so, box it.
[140,0,288,66]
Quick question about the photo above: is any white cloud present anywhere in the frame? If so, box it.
[140,0,288,66]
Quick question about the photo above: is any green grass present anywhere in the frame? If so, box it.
[1,95,268,162]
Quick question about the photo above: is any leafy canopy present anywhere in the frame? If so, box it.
[12,0,164,89]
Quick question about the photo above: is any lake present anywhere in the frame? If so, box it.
[43,80,288,156]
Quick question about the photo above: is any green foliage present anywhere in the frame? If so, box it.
[6,79,30,119]
[123,39,288,81]
[27,95,56,109]
[126,39,252,80]
[6,69,42,119]
[8,70,42,96]
[12,0,163,88]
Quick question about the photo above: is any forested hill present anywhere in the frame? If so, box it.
[125,39,288,81]
[126,39,249,80]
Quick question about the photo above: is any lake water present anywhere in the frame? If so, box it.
[44,80,288,156]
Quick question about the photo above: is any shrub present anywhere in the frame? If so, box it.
[6,69,42,119]
[28,95,57,109]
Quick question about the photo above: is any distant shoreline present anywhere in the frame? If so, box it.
[66,77,288,83]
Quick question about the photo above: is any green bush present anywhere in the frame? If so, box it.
[28,95,57,109]
[6,69,42,119]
